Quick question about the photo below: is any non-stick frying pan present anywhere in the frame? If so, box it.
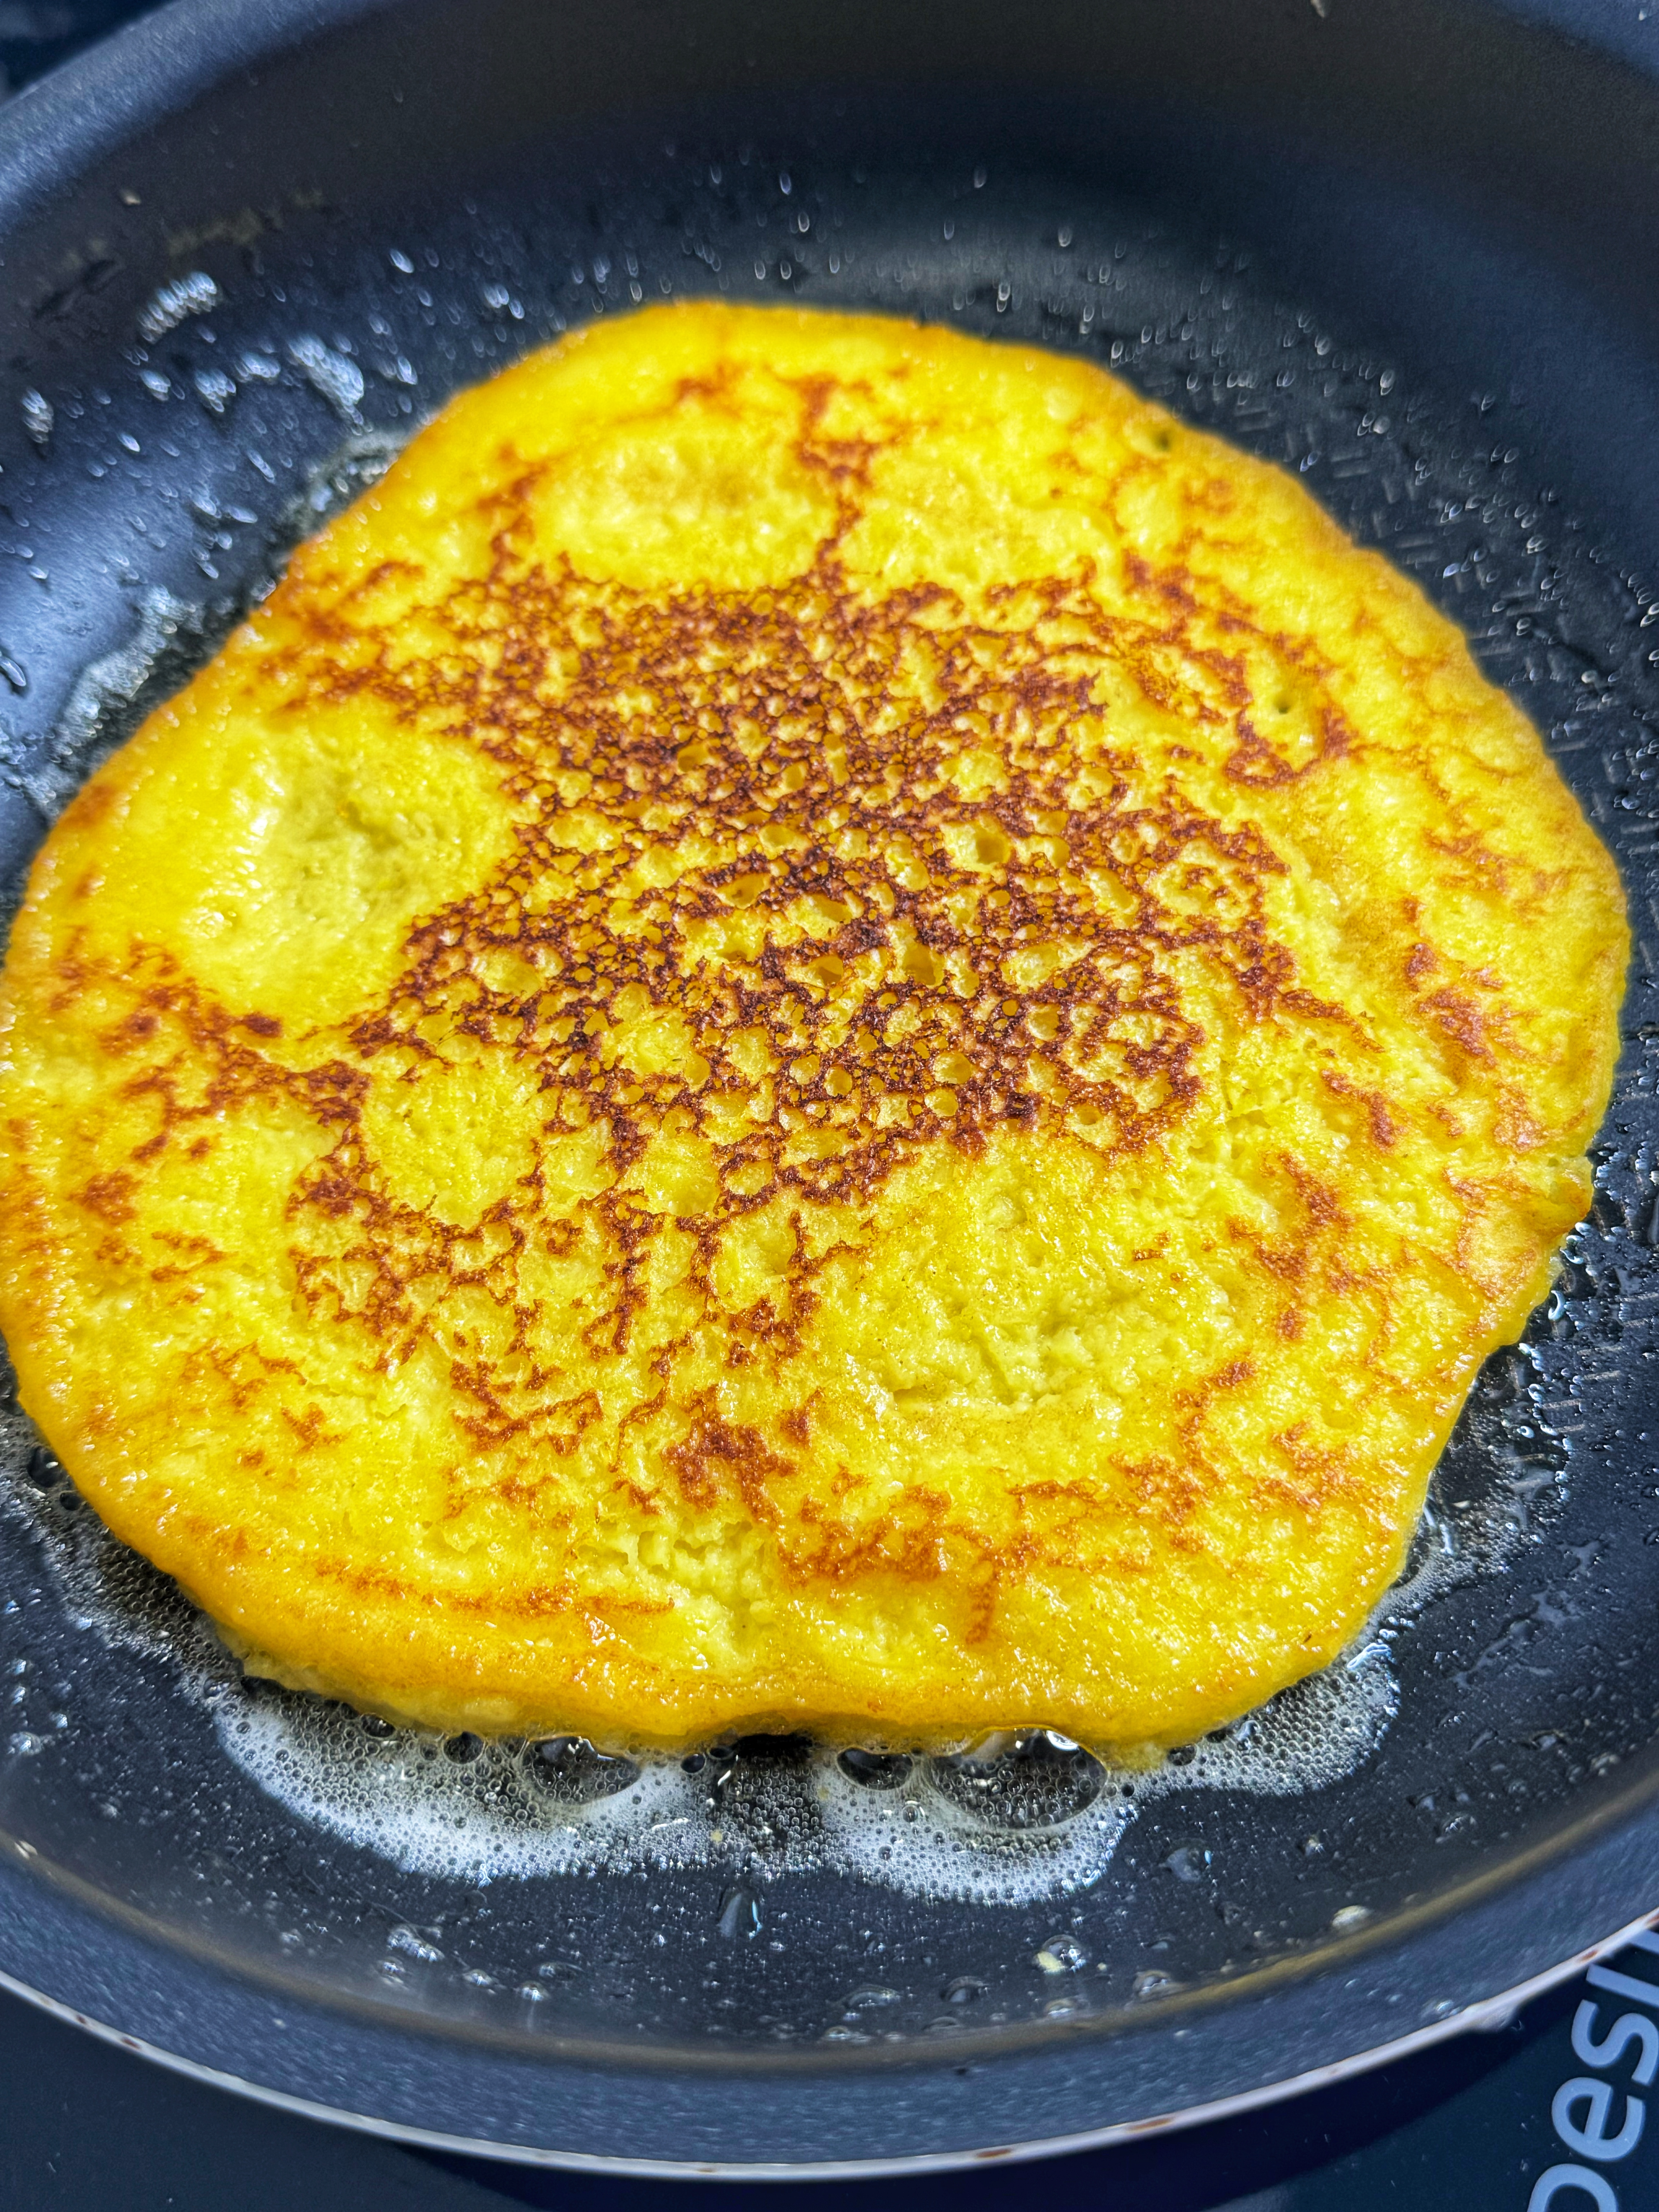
[2,0,1659,2173]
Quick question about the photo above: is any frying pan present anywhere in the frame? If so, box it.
[2,0,1659,2174]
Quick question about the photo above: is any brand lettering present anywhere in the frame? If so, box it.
[1528,1930,1659,2210]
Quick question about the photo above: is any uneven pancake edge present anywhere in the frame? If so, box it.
[0,301,1627,1753]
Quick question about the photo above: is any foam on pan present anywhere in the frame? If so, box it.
[0,1367,1542,1903]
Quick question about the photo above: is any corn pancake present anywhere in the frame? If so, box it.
[0,303,1626,1753]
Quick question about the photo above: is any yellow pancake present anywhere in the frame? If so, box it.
[0,302,1625,1753]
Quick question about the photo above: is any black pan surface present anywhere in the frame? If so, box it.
[2,0,1659,2170]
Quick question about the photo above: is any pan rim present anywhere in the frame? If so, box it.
[0,0,404,239]
[0,1914,1650,2176]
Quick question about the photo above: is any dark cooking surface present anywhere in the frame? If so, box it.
[3,0,1659,2170]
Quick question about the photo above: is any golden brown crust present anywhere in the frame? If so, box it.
[0,303,1627,1750]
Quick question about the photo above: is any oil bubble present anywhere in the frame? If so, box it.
[137,272,220,342]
